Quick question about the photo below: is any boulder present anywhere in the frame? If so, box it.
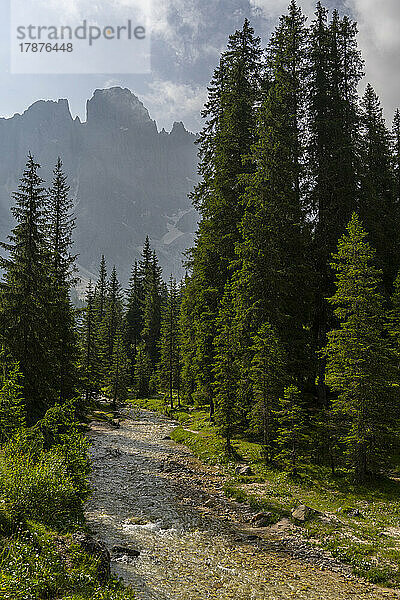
[235,465,254,476]
[345,508,364,518]
[163,435,172,440]
[111,545,140,558]
[73,534,110,582]
[291,505,319,522]
[251,511,274,527]
[126,516,149,525]
[246,534,261,541]
[269,517,292,533]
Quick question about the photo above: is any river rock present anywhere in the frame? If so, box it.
[269,517,292,533]
[73,534,110,581]
[291,505,319,522]
[126,516,149,525]
[112,545,140,558]
[235,465,254,476]
[246,534,261,541]
[345,508,364,518]
[251,511,274,527]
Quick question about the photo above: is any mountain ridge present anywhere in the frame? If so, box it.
[0,87,199,289]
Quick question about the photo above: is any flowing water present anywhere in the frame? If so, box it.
[85,408,398,600]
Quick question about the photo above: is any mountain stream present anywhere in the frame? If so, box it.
[85,407,398,600]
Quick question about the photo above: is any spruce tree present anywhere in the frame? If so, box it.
[139,236,152,283]
[0,349,25,442]
[106,324,130,410]
[103,266,123,365]
[93,255,108,381]
[0,154,53,421]
[142,251,163,367]
[389,271,400,357]
[182,19,262,414]
[213,285,239,453]
[158,276,181,410]
[94,255,108,323]
[125,260,143,382]
[80,280,100,403]
[275,385,307,475]
[235,0,311,388]
[359,85,398,294]
[392,109,400,203]
[134,343,152,398]
[46,158,78,401]
[179,275,197,404]
[309,4,364,405]
[250,323,285,462]
[324,213,397,481]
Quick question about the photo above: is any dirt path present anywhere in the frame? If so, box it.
[85,407,398,599]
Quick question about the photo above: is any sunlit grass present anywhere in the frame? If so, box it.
[129,395,400,588]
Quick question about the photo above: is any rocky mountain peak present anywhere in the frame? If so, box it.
[86,87,154,129]
[7,98,72,124]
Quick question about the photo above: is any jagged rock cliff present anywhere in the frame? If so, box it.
[0,87,198,288]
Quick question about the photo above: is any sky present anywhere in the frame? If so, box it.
[0,0,399,132]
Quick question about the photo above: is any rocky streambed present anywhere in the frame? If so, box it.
[85,407,398,599]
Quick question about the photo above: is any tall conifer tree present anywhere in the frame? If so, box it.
[359,85,398,293]
[0,155,53,420]
[95,255,108,323]
[250,323,285,461]
[392,109,400,203]
[125,260,143,381]
[182,19,262,413]
[158,276,181,409]
[235,0,311,388]
[103,266,123,365]
[46,158,78,401]
[106,324,130,410]
[80,280,100,402]
[309,4,364,404]
[213,285,239,453]
[142,252,163,367]
[324,213,397,481]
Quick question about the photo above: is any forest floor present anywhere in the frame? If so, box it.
[85,402,400,599]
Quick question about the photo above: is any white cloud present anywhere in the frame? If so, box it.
[14,0,150,24]
[141,80,207,131]
[345,0,400,120]
[252,0,400,120]
[250,0,316,20]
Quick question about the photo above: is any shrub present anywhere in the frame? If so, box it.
[0,352,25,443]
[0,434,86,529]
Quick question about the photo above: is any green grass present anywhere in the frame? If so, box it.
[129,395,400,589]
[0,398,135,600]
[0,520,134,599]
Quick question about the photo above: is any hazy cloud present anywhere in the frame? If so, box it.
[250,0,316,19]
[346,0,400,120]
[142,79,207,131]
[1,0,399,132]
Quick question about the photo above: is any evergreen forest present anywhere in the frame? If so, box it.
[1,1,400,595]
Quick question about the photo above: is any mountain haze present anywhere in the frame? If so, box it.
[0,87,199,289]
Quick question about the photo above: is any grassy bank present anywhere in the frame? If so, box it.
[0,518,132,600]
[129,396,400,589]
[0,400,134,600]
